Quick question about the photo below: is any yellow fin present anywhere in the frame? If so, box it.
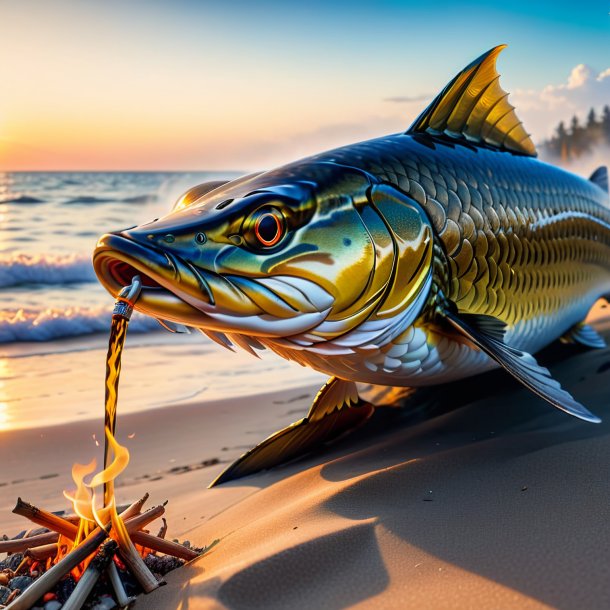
[209,378,373,486]
[408,45,537,157]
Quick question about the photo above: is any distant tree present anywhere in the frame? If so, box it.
[556,121,569,162]
[569,115,591,158]
[602,105,610,145]
[586,107,603,145]
[539,106,607,163]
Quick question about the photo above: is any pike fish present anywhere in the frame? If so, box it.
[93,46,610,485]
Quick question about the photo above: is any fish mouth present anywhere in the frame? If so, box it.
[93,233,333,336]
[93,233,215,328]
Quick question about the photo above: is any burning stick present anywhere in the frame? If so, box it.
[110,507,161,593]
[62,540,118,610]
[12,498,78,539]
[0,531,59,554]
[11,499,164,542]
[10,497,190,560]
[130,531,199,561]
[13,497,164,592]
[5,526,109,610]
[24,543,60,561]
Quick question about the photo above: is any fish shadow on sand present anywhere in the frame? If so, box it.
[311,340,610,609]
[216,523,387,610]
[147,525,388,610]
[160,340,610,609]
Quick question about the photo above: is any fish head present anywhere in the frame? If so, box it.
[93,163,433,345]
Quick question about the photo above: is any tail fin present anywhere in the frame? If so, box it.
[589,166,608,194]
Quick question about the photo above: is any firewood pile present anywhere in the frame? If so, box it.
[0,494,205,609]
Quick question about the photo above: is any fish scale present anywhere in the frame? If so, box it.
[310,139,610,344]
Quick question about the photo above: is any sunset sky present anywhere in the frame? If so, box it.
[0,0,608,171]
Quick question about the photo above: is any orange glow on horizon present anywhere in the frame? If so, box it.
[1,2,605,171]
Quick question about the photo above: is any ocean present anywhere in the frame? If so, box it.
[0,172,325,430]
[0,171,238,342]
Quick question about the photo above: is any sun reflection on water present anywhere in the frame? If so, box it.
[0,358,12,431]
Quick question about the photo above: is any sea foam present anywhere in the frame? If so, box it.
[0,253,96,288]
[0,306,160,342]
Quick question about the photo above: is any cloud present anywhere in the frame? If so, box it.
[511,64,610,142]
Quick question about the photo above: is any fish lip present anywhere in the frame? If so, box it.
[93,232,212,318]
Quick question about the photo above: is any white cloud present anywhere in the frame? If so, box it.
[512,64,610,142]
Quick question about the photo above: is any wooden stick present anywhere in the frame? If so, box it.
[0,531,59,554]
[12,498,78,539]
[62,540,117,610]
[119,492,149,521]
[157,517,168,540]
[111,510,161,593]
[107,561,137,608]
[12,499,162,542]
[5,526,109,610]
[130,531,199,561]
[124,503,165,533]
[24,543,58,561]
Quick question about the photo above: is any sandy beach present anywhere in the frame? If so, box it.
[2,304,610,609]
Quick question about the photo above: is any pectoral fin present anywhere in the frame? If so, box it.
[209,377,374,487]
[560,322,607,349]
[442,309,601,423]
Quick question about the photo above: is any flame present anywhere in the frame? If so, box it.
[60,426,132,575]
[90,427,130,529]
[63,459,97,524]
[63,428,130,529]
[89,427,130,491]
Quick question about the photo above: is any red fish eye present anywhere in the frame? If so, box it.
[254,211,283,247]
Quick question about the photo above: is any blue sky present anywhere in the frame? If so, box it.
[0,0,608,170]
[143,0,609,88]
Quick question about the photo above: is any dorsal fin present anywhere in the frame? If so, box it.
[407,45,537,157]
[172,179,230,212]
[589,166,608,194]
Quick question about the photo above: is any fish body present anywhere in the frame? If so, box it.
[294,134,610,385]
[93,46,610,483]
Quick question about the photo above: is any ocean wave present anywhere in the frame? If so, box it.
[0,195,46,204]
[61,193,158,205]
[0,306,161,342]
[64,196,113,204]
[121,194,158,204]
[0,253,96,288]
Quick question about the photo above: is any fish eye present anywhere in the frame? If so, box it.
[251,208,285,248]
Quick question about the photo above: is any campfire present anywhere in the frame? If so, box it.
[0,494,201,609]
[0,278,207,609]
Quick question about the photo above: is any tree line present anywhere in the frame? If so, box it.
[541,106,610,162]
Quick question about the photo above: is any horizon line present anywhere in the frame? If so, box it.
[0,168,248,174]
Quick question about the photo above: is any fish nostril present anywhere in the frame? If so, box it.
[196,232,207,244]
[163,234,175,243]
